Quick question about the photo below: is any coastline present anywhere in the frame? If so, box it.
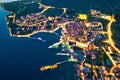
[0,5,13,14]
[0,0,20,4]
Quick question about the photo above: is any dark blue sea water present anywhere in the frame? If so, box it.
[0,0,119,80]
[0,6,75,80]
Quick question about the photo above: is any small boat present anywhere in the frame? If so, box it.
[29,37,46,42]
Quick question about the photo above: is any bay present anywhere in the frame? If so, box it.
[0,6,74,80]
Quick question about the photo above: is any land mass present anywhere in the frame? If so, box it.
[1,0,120,79]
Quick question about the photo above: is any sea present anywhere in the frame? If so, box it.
[0,0,120,80]
[0,5,75,80]
[0,0,21,3]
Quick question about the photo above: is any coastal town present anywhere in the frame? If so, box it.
[1,1,120,80]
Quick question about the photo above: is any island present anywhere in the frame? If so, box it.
[1,0,120,79]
